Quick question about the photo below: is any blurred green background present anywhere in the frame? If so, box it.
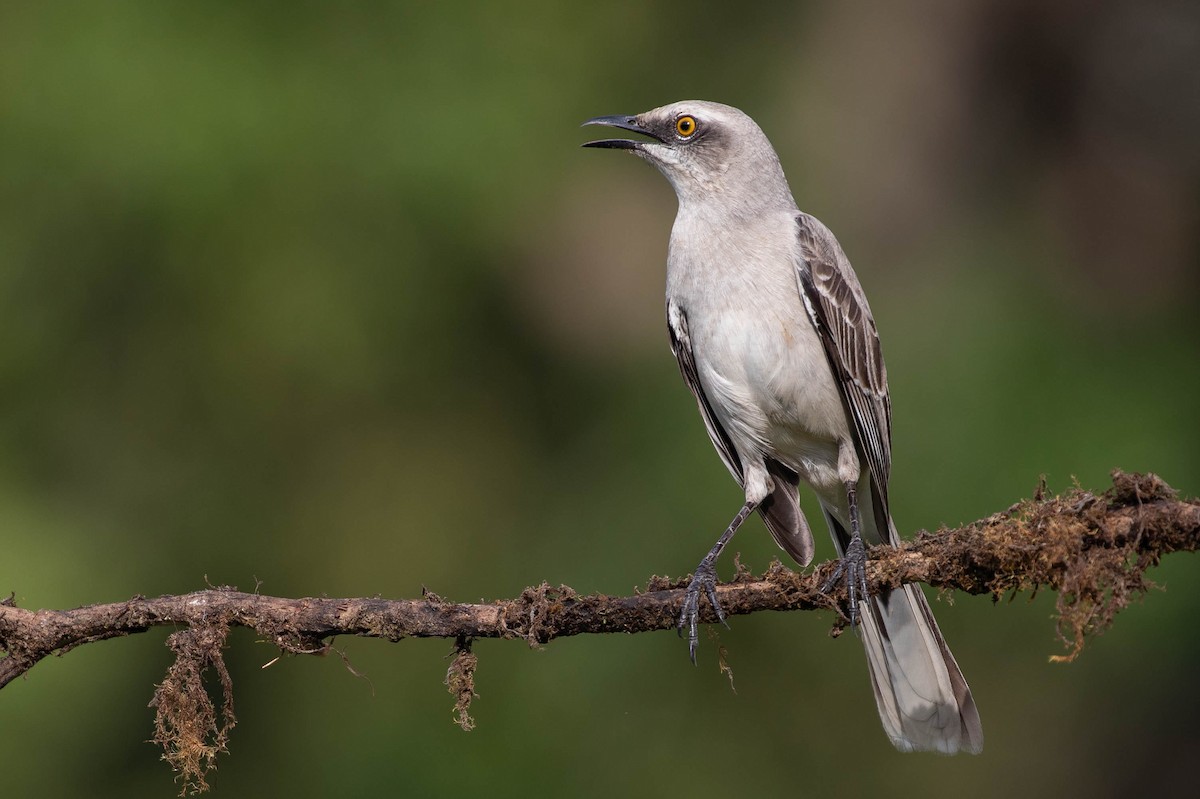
[2,2,1197,796]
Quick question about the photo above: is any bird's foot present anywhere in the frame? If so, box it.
[821,533,870,626]
[677,559,728,664]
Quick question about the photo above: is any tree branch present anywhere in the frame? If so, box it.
[2,470,1197,792]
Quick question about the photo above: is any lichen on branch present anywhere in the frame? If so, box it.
[0,470,1196,792]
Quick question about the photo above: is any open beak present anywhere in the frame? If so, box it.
[580,115,661,149]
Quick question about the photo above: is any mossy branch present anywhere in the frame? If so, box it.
[1,470,1196,793]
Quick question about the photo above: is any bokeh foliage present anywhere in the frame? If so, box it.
[1,2,1197,796]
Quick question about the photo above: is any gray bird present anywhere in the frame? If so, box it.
[582,101,983,754]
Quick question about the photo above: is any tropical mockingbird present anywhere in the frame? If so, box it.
[582,101,983,754]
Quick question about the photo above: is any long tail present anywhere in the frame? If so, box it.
[825,509,984,754]
[860,582,983,753]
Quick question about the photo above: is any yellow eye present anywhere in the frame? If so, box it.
[675,115,697,138]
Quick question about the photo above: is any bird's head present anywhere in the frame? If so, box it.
[582,100,792,210]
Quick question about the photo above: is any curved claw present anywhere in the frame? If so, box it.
[677,560,727,663]
[821,534,870,625]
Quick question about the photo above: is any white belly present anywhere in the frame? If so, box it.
[697,302,848,488]
[666,209,852,499]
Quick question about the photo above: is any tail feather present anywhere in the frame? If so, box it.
[824,508,983,754]
[861,585,983,754]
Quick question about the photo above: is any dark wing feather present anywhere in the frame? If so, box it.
[667,300,743,483]
[761,458,815,565]
[794,213,893,524]
[667,300,815,565]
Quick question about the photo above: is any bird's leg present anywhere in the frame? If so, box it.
[678,500,756,664]
[821,481,870,626]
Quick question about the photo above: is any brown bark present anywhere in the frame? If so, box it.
[1,470,1196,793]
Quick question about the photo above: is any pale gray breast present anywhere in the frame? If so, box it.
[666,208,849,460]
